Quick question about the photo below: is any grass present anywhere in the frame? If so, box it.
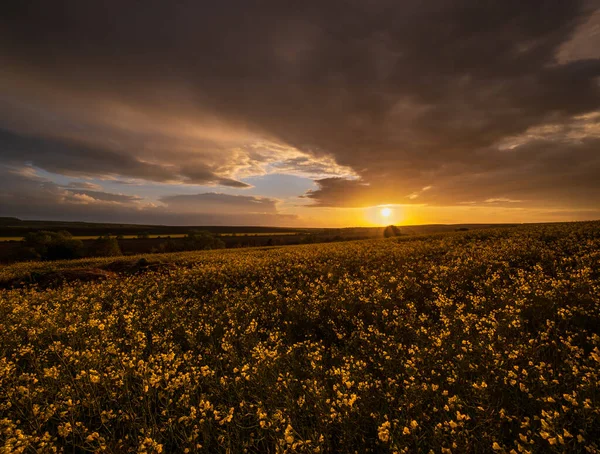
[0,221,599,452]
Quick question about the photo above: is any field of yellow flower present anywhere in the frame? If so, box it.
[1,222,599,453]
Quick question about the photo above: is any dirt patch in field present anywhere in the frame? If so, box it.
[5,268,116,289]
[101,258,178,274]
[0,257,183,289]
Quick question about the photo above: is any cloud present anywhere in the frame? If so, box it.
[485,198,523,204]
[0,165,147,212]
[0,128,250,187]
[160,193,279,215]
[302,178,375,207]
[64,181,104,190]
[407,186,433,200]
[0,165,296,225]
[0,0,599,220]
[65,189,143,203]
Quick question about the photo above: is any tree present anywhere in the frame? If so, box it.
[21,230,84,261]
[156,239,179,253]
[184,230,225,250]
[89,235,122,257]
[383,225,402,238]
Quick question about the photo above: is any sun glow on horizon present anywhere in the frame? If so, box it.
[363,205,406,226]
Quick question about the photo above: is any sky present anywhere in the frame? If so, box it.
[1,0,600,227]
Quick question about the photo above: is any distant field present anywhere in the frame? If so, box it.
[0,232,300,242]
[1,222,599,452]
[218,232,299,237]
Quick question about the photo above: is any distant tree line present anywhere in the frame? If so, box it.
[19,231,85,261]
[11,227,393,262]
[16,229,226,261]
[17,231,123,261]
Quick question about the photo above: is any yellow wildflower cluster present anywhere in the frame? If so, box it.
[0,221,599,452]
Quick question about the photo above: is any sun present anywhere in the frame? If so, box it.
[365,205,404,226]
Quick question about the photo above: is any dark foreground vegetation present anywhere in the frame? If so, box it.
[1,221,599,452]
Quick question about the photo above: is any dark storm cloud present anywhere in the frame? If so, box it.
[0,129,248,187]
[0,129,172,181]
[306,136,600,209]
[1,0,600,214]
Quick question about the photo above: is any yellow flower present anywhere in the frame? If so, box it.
[378,421,391,443]
[284,424,295,445]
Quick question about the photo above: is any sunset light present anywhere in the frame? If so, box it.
[1,2,599,453]
[363,205,404,226]
[0,1,598,227]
